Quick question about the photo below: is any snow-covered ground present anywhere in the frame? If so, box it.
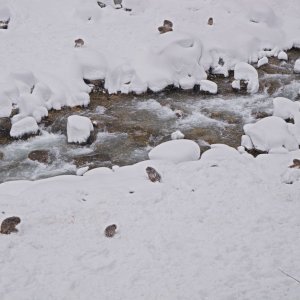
[1,143,300,299]
[1,0,300,299]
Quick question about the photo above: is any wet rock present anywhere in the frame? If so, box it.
[28,150,54,164]
[0,117,11,144]
[73,152,111,168]
[251,110,272,120]
[0,151,4,160]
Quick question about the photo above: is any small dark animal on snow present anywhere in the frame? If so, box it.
[0,216,21,234]
[289,159,300,169]
[105,224,117,238]
[74,38,84,48]
[146,166,161,182]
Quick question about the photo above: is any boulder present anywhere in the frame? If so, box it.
[28,150,54,164]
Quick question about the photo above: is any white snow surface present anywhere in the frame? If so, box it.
[233,62,259,94]
[199,79,218,94]
[257,56,268,68]
[273,97,300,120]
[0,0,299,123]
[1,145,300,299]
[294,59,300,73]
[9,116,39,138]
[149,139,200,164]
[67,115,94,144]
[244,116,299,152]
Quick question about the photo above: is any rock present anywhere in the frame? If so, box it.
[0,216,21,234]
[0,117,11,142]
[0,151,4,160]
[199,80,218,94]
[149,139,200,163]
[207,17,213,25]
[28,150,54,164]
[278,51,288,60]
[171,130,184,140]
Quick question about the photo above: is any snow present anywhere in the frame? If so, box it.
[171,130,184,140]
[273,97,300,120]
[0,0,298,121]
[1,145,300,299]
[9,116,39,138]
[294,59,300,73]
[148,139,200,164]
[278,51,288,60]
[199,79,218,94]
[257,56,268,68]
[243,116,299,152]
[233,62,259,94]
[76,166,89,176]
[67,115,94,144]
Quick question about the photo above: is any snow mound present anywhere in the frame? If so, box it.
[10,116,39,138]
[277,51,288,60]
[67,115,94,144]
[199,80,217,94]
[232,62,259,94]
[243,116,299,152]
[171,130,184,140]
[294,59,300,73]
[149,139,200,163]
[257,57,268,68]
[273,97,300,120]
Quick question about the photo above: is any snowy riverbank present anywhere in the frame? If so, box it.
[1,143,300,299]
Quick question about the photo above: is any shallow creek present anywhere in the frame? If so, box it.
[0,49,299,183]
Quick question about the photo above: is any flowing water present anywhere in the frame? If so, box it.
[0,50,299,183]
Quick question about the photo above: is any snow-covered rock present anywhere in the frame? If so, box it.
[76,166,89,176]
[257,57,268,68]
[243,116,299,152]
[149,139,200,163]
[241,135,253,150]
[67,115,94,144]
[171,130,185,140]
[10,116,39,138]
[277,51,288,60]
[294,59,300,73]
[233,62,259,94]
[273,97,300,120]
[199,80,218,94]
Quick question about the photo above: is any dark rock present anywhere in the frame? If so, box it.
[97,1,106,8]
[0,118,12,144]
[104,224,117,238]
[0,151,3,160]
[0,18,10,30]
[28,150,54,164]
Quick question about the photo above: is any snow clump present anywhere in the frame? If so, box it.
[67,115,94,144]
[232,62,259,94]
[243,116,298,153]
[149,139,200,163]
[10,116,39,138]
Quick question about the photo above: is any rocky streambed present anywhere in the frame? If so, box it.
[0,49,299,183]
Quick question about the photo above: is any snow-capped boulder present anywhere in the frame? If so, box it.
[243,116,298,152]
[171,130,184,140]
[149,139,200,163]
[257,57,268,68]
[233,62,259,94]
[67,115,94,144]
[10,116,39,138]
[241,135,253,150]
[294,59,300,73]
[278,51,288,60]
[199,80,218,94]
[273,97,300,120]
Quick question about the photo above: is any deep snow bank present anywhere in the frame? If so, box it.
[0,0,300,133]
[0,143,300,299]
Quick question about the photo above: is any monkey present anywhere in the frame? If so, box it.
[105,224,117,238]
[158,20,173,34]
[0,216,21,234]
[146,166,161,183]
[74,38,84,48]
[289,159,300,169]
[208,17,213,25]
